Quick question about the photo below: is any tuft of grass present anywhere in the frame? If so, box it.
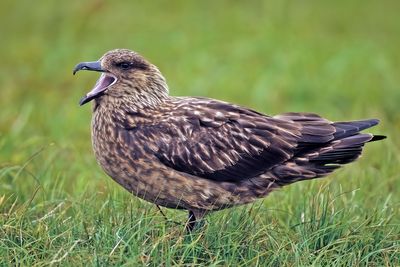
[1,0,399,266]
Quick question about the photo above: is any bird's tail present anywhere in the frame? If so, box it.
[271,117,386,187]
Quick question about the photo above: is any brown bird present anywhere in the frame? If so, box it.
[73,49,385,231]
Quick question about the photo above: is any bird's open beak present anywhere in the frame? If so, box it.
[73,61,117,106]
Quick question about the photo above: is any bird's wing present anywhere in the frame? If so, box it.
[124,98,336,182]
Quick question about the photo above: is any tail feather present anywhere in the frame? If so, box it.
[309,133,372,165]
[272,115,385,187]
[332,119,379,139]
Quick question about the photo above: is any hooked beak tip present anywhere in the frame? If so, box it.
[79,95,90,106]
[73,61,104,75]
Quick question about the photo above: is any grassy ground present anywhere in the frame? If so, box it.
[1,0,399,266]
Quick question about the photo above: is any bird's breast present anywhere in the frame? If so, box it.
[91,111,137,184]
[90,110,182,207]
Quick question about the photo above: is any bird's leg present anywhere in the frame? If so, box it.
[186,210,196,232]
[156,205,168,221]
[186,210,207,232]
[155,205,180,226]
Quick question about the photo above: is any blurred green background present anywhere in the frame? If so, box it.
[1,0,399,265]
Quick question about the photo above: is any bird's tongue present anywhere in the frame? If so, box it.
[86,73,116,98]
[79,73,117,105]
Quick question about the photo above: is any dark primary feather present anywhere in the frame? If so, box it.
[123,98,383,184]
[270,116,383,186]
[332,120,379,139]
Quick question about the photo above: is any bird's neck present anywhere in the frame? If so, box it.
[92,93,173,137]
[94,83,170,112]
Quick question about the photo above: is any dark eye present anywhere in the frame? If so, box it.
[116,62,133,70]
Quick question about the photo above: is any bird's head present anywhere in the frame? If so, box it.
[73,49,169,106]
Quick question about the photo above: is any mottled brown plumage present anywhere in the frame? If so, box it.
[73,49,385,231]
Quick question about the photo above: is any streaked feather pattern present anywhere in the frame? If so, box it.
[75,49,385,227]
[122,98,382,186]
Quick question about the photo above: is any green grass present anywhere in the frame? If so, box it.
[1,0,400,266]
